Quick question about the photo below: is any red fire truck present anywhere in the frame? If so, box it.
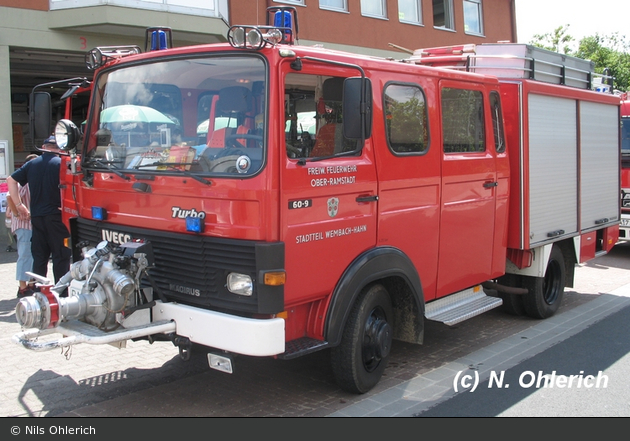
[620,93,630,241]
[13,7,620,394]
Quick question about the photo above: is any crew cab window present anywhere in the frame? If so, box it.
[441,87,485,153]
[384,83,429,154]
[490,91,505,153]
[284,73,359,159]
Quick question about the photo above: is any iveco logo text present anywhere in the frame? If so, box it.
[101,229,133,245]
[171,207,206,219]
[169,284,201,297]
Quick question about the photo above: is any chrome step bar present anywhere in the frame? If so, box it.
[425,285,503,326]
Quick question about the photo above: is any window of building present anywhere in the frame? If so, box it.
[398,0,422,24]
[463,0,483,35]
[361,0,387,19]
[441,88,485,153]
[51,0,223,18]
[432,0,454,30]
[319,0,348,12]
[384,83,429,154]
[274,0,305,5]
[490,91,505,153]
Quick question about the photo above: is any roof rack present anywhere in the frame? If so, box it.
[411,43,601,90]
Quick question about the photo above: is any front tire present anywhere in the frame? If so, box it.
[523,246,566,319]
[331,284,393,394]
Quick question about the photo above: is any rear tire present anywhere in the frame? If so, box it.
[523,246,566,319]
[498,274,526,316]
[501,292,526,316]
[331,284,393,394]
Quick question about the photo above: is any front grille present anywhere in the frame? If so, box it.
[72,218,283,314]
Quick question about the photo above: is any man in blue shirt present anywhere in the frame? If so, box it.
[7,136,71,289]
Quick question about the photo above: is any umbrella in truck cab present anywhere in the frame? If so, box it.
[100,105,175,125]
[100,105,175,148]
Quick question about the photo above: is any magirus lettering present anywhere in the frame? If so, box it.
[171,206,207,219]
[169,283,201,297]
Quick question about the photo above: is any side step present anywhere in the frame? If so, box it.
[425,285,503,326]
[278,337,329,360]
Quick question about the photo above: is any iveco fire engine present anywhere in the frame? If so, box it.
[13,7,620,394]
[619,93,630,241]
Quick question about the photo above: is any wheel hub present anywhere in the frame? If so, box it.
[362,307,392,372]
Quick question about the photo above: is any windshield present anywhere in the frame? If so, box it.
[85,55,267,176]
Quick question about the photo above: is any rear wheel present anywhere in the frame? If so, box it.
[523,246,566,319]
[501,292,526,316]
[497,274,526,316]
[331,284,393,394]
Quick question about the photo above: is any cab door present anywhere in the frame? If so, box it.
[280,71,378,308]
[436,81,499,297]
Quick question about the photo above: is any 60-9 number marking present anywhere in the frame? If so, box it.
[289,199,312,209]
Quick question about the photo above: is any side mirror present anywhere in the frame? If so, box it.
[342,77,372,140]
[30,92,52,145]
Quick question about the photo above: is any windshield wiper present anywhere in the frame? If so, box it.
[85,158,131,181]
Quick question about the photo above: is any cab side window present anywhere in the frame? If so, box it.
[384,83,429,154]
[490,91,506,153]
[441,87,485,153]
[284,74,359,159]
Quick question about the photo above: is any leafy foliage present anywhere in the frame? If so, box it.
[531,24,575,54]
[530,25,630,92]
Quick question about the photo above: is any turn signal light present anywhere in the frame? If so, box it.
[263,271,286,286]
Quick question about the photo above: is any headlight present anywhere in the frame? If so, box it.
[227,273,253,296]
[54,119,80,151]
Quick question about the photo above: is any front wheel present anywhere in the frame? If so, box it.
[523,246,566,319]
[331,284,394,394]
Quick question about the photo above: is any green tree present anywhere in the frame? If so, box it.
[530,26,630,92]
[531,24,575,54]
[575,33,630,92]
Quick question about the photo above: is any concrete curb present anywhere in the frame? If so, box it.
[327,284,630,417]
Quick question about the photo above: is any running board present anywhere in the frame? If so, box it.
[425,285,503,326]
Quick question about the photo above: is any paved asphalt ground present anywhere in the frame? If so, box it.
[1,222,630,418]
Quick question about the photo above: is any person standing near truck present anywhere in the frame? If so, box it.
[7,137,71,288]
[6,153,38,297]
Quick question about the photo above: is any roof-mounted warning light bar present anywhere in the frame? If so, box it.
[144,26,173,52]
[85,46,142,70]
[84,26,172,70]
[228,6,299,50]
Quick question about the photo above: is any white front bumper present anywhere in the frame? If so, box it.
[152,302,286,356]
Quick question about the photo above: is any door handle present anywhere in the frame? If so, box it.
[483,181,498,188]
[356,195,379,203]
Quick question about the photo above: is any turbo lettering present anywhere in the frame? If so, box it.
[171,207,207,219]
